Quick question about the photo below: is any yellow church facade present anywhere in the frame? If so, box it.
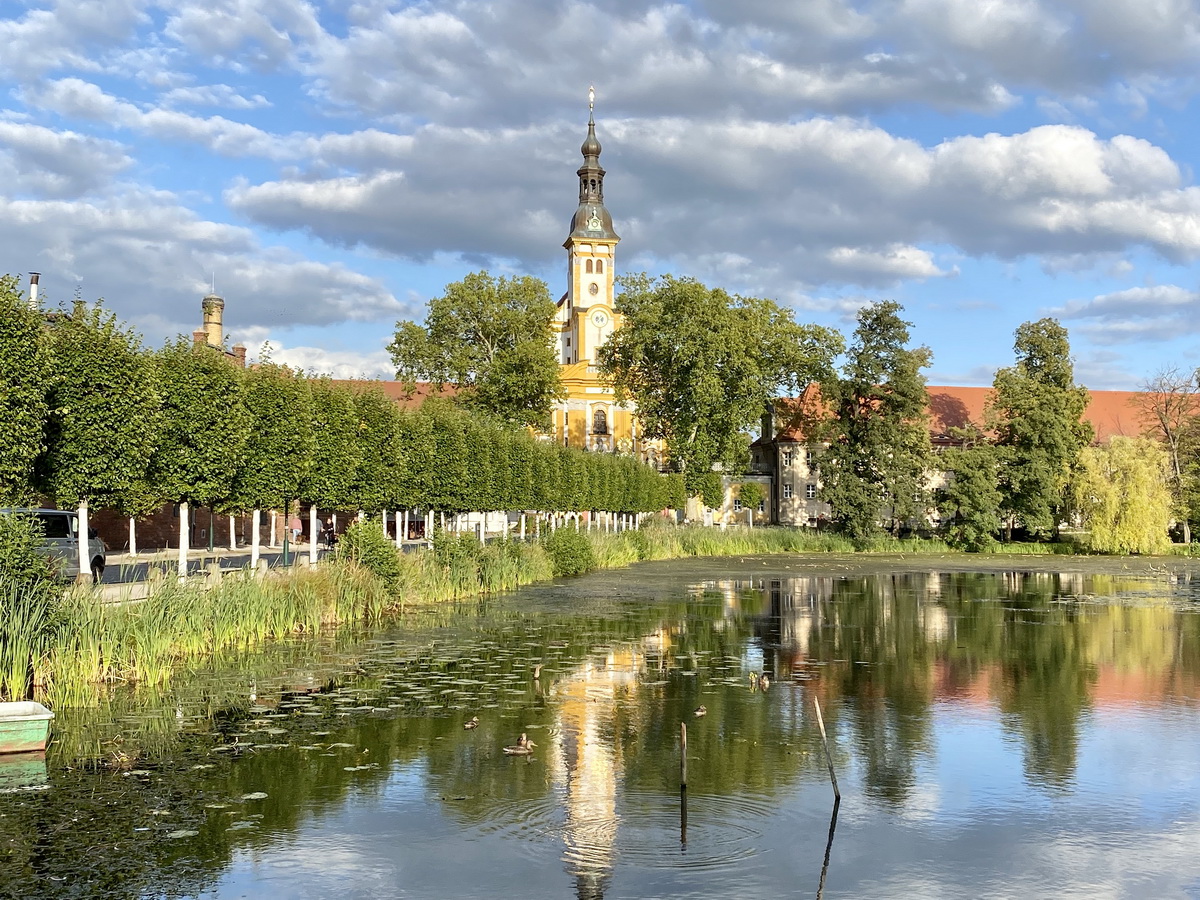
[549,102,663,471]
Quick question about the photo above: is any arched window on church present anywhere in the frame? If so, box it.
[593,408,608,435]
[596,259,604,273]
[585,259,593,274]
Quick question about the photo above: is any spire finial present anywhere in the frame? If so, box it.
[588,84,595,115]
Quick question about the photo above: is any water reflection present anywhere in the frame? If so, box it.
[2,563,1200,898]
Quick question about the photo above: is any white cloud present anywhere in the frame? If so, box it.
[25,77,305,159]
[262,343,394,379]
[0,121,132,197]
[0,187,402,343]
[1051,284,1200,345]
[162,84,272,110]
[227,117,1200,293]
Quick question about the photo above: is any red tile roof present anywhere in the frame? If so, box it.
[774,385,1152,445]
[329,379,455,408]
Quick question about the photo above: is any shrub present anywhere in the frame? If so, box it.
[0,512,59,590]
[542,527,597,577]
[336,520,403,593]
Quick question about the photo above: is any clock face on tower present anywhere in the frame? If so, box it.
[588,282,599,296]
[591,309,609,328]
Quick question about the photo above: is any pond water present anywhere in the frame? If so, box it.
[3,557,1200,899]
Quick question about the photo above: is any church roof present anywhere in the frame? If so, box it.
[566,110,619,244]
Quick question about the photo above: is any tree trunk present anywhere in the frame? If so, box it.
[401,510,408,546]
[309,505,319,566]
[229,515,236,551]
[77,499,90,584]
[178,501,189,582]
[251,508,261,570]
[269,510,277,548]
[128,516,137,557]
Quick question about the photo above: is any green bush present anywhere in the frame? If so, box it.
[542,527,597,577]
[336,520,403,592]
[0,512,59,590]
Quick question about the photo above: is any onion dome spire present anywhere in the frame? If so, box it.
[567,85,619,243]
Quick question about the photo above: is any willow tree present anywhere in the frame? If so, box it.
[820,300,931,542]
[152,339,249,579]
[0,275,48,505]
[40,301,159,580]
[1069,436,1172,555]
[600,274,841,501]
[989,319,1092,539]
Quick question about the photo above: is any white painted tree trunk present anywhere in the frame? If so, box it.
[520,513,526,540]
[332,513,338,532]
[309,505,319,566]
[229,515,237,551]
[251,508,261,570]
[77,499,90,583]
[128,516,137,557]
[178,501,189,582]
[269,511,277,548]
[401,510,408,547]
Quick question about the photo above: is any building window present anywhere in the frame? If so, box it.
[593,408,608,434]
[806,484,816,500]
[782,449,793,467]
[758,500,765,513]
[596,259,604,273]
[585,259,594,274]
[564,412,569,446]
[733,498,742,512]
[805,449,815,469]
[783,485,793,499]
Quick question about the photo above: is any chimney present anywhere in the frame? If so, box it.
[28,272,40,309]
[232,343,247,368]
[192,328,207,348]
[201,293,225,347]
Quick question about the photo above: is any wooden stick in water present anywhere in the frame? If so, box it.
[813,696,840,801]
[680,721,688,788]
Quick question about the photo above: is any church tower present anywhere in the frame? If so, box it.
[558,87,620,367]
[551,89,631,452]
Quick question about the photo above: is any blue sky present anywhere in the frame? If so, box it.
[3,0,1200,387]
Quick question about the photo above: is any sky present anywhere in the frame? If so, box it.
[3,0,1200,388]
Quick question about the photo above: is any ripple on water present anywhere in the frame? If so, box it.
[467,788,775,874]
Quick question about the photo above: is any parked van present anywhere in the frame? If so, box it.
[0,508,107,581]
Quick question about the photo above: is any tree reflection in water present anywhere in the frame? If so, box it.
[1,563,1198,898]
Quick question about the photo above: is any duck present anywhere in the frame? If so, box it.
[693,706,707,717]
[503,733,537,755]
[758,674,770,691]
[463,716,479,730]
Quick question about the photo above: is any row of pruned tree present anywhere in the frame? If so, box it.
[0,277,684,577]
